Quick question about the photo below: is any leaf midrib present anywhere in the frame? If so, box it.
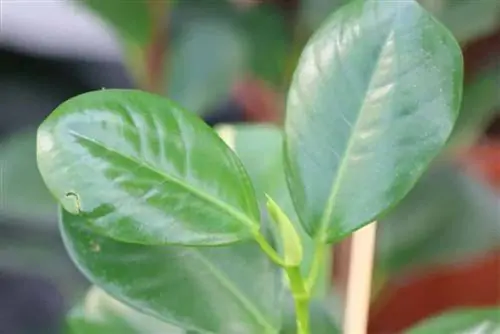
[189,249,279,333]
[317,19,398,241]
[62,213,278,334]
[68,131,258,230]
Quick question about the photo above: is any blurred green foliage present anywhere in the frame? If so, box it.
[167,18,247,114]
[82,0,152,45]
[0,129,87,301]
[423,0,500,44]
[0,129,56,224]
[446,63,500,153]
[377,163,500,275]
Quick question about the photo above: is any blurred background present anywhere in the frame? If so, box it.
[0,0,498,333]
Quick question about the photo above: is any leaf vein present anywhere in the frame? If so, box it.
[69,131,257,230]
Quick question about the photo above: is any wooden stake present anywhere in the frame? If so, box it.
[343,222,378,334]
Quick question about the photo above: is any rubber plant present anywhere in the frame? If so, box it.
[36,0,492,333]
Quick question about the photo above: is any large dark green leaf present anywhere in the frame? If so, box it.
[60,208,282,334]
[81,0,151,45]
[67,286,183,334]
[167,19,247,115]
[377,163,500,275]
[215,124,332,296]
[405,308,500,333]
[37,90,260,246]
[0,129,56,224]
[284,0,463,243]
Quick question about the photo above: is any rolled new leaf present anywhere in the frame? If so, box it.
[216,124,332,296]
[37,89,261,246]
[284,0,463,243]
[266,194,303,267]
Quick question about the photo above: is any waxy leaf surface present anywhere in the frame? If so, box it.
[284,0,463,242]
[37,90,260,246]
[61,208,282,334]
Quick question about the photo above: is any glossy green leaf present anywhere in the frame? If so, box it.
[67,286,183,334]
[377,163,500,275]
[284,0,463,243]
[37,90,260,246]
[215,124,331,297]
[0,129,56,224]
[81,0,151,45]
[405,308,500,334]
[167,19,247,115]
[60,208,282,334]
[280,296,340,334]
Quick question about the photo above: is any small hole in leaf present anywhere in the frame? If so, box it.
[65,192,82,214]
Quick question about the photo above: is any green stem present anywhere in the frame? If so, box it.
[253,230,288,268]
[286,266,310,334]
[253,229,311,334]
[306,241,326,292]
